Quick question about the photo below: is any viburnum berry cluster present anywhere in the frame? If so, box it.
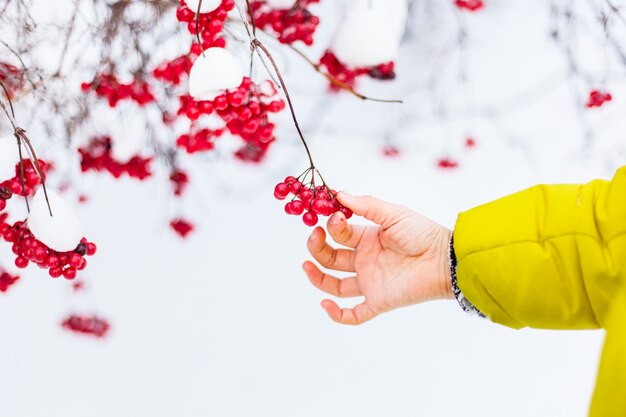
[178,77,286,162]
[176,127,225,152]
[250,0,321,45]
[586,89,613,108]
[170,218,195,238]
[1,159,50,200]
[81,73,155,107]
[274,168,352,227]
[0,268,19,293]
[0,62,25,98]
[170,169,190,197]
[319,51,396,90]
[176,0,234,49]
[62,314,110,338]
[78,136,152,180]
[438,157,460,169]
[455,0,485,12]
[0,214,96,279]
[153,54,193,86]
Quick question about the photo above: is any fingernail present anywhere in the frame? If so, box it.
[330,213,341,225]
[309,231,317,241]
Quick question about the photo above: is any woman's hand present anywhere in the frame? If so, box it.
[303,193,454,325]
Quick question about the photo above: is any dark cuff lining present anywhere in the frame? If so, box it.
[450,235,486,318]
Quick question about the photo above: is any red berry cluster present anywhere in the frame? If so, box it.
[0,216,97,279]
[170,169,190,196]
[176,127,225,153]
[170,218,194,238]
[0,159,50,200]
[0,62,25,98]
[81,74,156,107]
[319,51,396,90]
[176,0,234,49]
[382,145,401,158]
[178,78,285,162]
[250,0,321,45]
[0,268,19,293]
[438,157,459,169]
[586,89,612,108]
[274,172,353,227]
[78,136,152,180]
[455,0,484,11]
[217,79,285,162]
[153,54,193,86]
[62,314,110,338]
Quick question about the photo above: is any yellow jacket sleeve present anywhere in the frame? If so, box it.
[453,166,626,416]
[454,166,626,330]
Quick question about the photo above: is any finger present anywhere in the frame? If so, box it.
[327,211,367,249]
[303,261,362,298]
[321,299,377,326]
[337,193,404,226]
[307,227,356,272]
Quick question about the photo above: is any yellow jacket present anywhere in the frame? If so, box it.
[454,166,626,416]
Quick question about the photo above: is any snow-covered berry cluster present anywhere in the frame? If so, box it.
[586,89,612,108]
[62,314,110,338]
[0,267,19,293]
[0,214,96,279]
[78,136,152,180]
[179,77,286,162]
[250,0,321,45]
[319,51,395,90]
[274,171,352,227]
[81,74,155,107]
[176,0,234,49]
[455,0,484,12]
[0,62,25,98]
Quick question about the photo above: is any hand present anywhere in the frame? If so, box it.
[303,193,454,325]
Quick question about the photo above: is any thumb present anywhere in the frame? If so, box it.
[337,193,403,226]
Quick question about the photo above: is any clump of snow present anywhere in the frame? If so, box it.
[0,136,18,182]
[188,48,244,100]
[28,189,84,252]
[332,0,407,68]
[185,0,221,14]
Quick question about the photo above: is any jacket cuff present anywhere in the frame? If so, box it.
[449,234,486,318]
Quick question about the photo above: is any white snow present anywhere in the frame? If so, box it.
[0,136,18,182]
[184,0,221,14]
[28,189,84,252]
[331,1,406,68]
[188,48,244,100]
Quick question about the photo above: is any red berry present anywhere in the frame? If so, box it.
[63,268,77,280]
[303,212,318,227]
[274,183,290,200]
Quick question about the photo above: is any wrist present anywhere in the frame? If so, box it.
[438,227,455,300]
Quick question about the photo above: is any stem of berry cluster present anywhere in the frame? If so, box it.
[0,80,53,216]
[251,39,316,169]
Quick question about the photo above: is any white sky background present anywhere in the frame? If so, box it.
[1,0,624,416]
